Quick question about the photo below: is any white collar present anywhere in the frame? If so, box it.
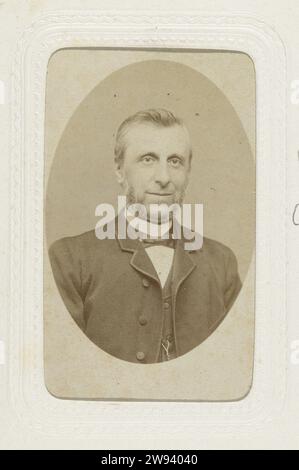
[125,207,172,241]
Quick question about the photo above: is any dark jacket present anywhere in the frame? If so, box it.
[49,228,242,364]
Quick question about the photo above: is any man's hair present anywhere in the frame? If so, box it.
[114,108,192,165]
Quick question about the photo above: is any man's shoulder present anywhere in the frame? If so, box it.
[189,234,238,274]
[49,229,116,258]
[202,236,237,261]
[181,226,236,261]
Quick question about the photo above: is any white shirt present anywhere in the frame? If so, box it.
[126,210,174,287]
[145,245,174,288]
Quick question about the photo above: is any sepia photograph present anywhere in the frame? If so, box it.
[44,49,255,400]
[0,0,294,450]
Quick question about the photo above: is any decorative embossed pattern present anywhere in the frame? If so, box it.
[9,11,286,436]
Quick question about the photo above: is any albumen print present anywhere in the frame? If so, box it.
[44,50,255,400]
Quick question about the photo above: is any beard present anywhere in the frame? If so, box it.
[125,185,186,225]
[125,186,185,205]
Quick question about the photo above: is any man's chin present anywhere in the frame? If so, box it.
[143,202,180,225]
[145,193,174,203]
[125,192,184,223]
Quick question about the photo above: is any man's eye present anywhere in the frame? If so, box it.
[169,157,182,167]
[141,155,155,165]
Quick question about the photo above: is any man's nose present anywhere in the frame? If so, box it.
[155,162,170,187]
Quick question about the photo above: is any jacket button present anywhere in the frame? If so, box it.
[136,351,145,361]
[139,315,147,326]
[142,278,150,287]
[163,301,170,309]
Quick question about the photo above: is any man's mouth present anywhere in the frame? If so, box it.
[146,192,174,196]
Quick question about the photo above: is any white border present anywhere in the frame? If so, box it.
[8,11,286,436]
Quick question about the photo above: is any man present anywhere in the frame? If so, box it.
[49,108,242,364]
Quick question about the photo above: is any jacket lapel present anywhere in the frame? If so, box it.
[118,237,160,284]
[118,234,198,289]
[116,214,202,288]
[171,239,196,297]
[130,243,161,284]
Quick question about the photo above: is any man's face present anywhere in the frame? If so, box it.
[115,122,191,216]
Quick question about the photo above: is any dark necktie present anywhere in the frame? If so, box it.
[141,238,175,248]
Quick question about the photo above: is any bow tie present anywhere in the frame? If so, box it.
[141,238,175,248]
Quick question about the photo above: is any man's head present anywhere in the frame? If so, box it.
[114,109,192,216]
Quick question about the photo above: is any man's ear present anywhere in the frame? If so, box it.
[114,160,125,185]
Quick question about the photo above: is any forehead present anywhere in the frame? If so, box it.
[124,122,191,156]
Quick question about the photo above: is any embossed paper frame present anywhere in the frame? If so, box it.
[7,11,286,436]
